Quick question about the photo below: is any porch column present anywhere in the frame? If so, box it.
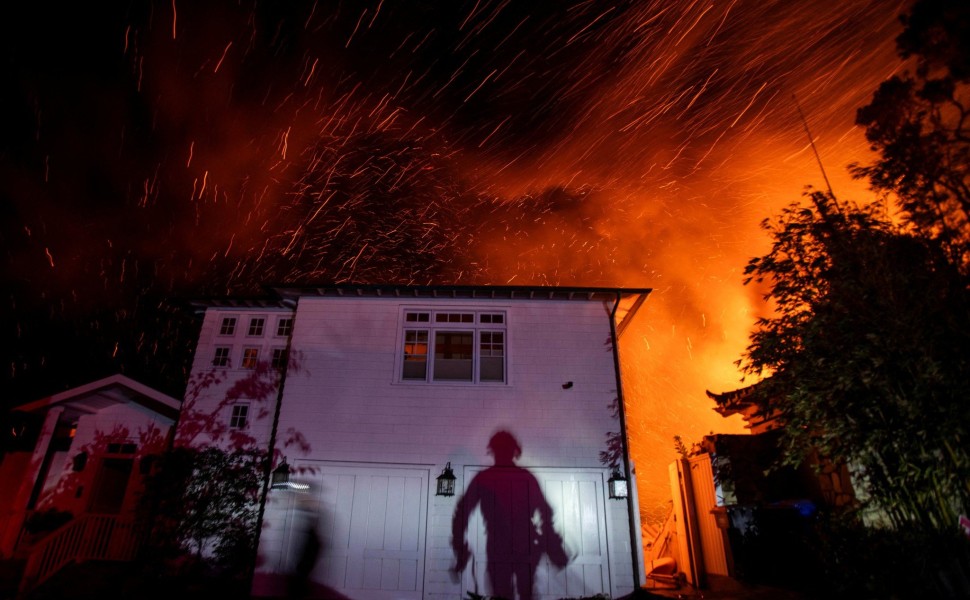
[0,407,63,557]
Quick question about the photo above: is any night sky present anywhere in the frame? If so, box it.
[2,0,911,421]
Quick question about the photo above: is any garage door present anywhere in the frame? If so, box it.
[460,468,610,600]
[294,464,428,600]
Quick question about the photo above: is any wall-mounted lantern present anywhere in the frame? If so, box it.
[271,457,290,490]
[436,462,456,497]
[608,468,628,500]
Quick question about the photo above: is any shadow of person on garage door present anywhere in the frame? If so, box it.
[451,430,570,600]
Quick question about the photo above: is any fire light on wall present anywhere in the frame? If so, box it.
[608,469,628,500]
[436,462,456,497]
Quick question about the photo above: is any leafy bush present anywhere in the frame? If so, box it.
[137,446,265,579]
[807,514,970,598]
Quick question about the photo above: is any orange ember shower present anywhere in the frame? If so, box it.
[5,0,915,535]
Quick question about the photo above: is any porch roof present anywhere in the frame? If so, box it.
[15,374,181,420]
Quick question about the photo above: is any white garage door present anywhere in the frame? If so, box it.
[460,468,610,600]
[297,464,428,600]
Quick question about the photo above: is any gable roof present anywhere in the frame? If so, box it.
[15,374,182,421]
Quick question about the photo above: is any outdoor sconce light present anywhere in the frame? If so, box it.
[608,469,628,500]
[436,462,456,497]
[271,457,290,490]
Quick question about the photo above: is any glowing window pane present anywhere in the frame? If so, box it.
[242,347,259,369]
[403,330,429,380]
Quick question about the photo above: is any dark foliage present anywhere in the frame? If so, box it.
[22,509,72,535]
[852,0,970,269]
[743,191,970,531]
[136,446,265,579]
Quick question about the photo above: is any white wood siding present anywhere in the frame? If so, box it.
[198,295,643,599]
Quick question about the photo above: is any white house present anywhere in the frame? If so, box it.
[181,284,651,600]
[0,374,180,575]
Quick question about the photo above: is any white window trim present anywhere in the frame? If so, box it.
[395,307,509,385]
[218,315,238,336]
[271,346,288,370]
[241,347,260,369]
[229,403,250,430]
[247,316,266,337]
[276,316,294,337]
[212,346,232,368]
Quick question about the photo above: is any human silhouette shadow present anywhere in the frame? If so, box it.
[451,431,570,600]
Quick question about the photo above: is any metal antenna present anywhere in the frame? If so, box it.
[793,94,839,207]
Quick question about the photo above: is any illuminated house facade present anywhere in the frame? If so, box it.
[182,284,650,600]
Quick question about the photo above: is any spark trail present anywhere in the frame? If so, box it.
[1,0,912,524]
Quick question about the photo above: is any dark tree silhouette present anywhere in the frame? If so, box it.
[852,0,970,268]
[742,190,970,532]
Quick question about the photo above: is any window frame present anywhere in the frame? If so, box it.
[229,404,250,430]
[241,347,260,369]
[276,317,294,337]
[398,308,508,384]
[212,346,232,368]
[219,316,237,336]
[271,347,288,370]
[247,317,265,337]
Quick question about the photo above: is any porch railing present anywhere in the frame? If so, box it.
[18,513,141,594]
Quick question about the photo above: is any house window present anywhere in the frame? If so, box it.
[276,317,293,337]
[403,330,429,380]
[271,347,288,370]
[479,331,505,381]
[242,347,259,369]
[106,442,137,455]
[213,347,231,367]
[230,404,249,429]
[248,317,265,336]
[401,310,506,383]
[219,317,237,336]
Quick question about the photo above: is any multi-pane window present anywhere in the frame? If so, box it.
[479,331,505,381]
[242,347,259,369]
[229,404,249,429]
[213,347,231,367]
[403,330,429,380]
[276,317,293,337]
[219,317,237,336]
[401,310,506,383]
[248,317,265,337]
[271,347,288,370]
